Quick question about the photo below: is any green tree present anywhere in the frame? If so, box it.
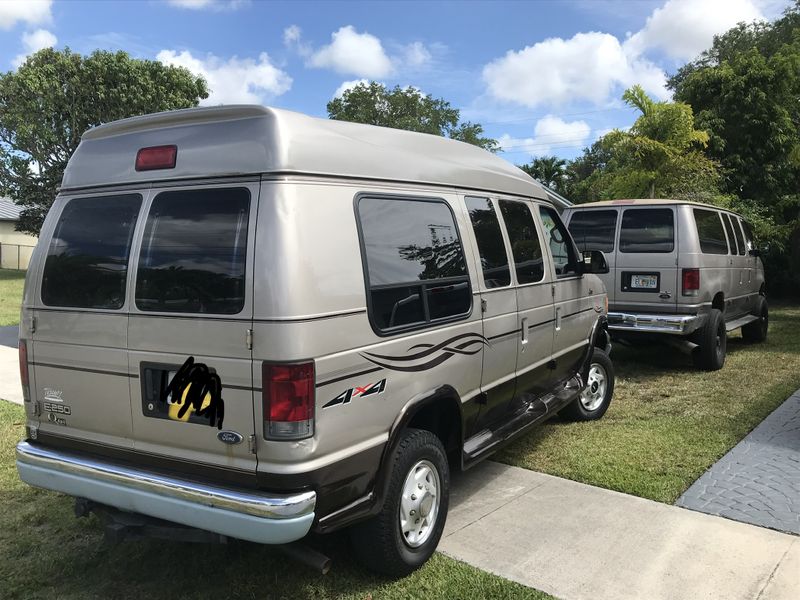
[591,85,720,201]
[327,81,498,152]
[0,48,208,234]
[519,156,567,194]
[669,1,800,293]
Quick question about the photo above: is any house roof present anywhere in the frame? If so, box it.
[64,105,567,206]
[0,198,22,221]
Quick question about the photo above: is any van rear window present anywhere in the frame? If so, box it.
[693,209,728,255]
[619,208,674,253]
[357,196,471,333]
[135,188,250,314]
[568,210,617,253]
[42,194,142,309]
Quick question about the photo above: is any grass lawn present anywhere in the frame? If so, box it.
[0,401,547,600]
[0,269,25,327]
[498,304,800,503]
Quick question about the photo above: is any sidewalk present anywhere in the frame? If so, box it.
[441,461,798,600]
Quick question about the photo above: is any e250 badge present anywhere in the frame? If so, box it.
[323,379,387,409]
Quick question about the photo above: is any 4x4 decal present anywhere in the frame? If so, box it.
[324,379,387,409]
[360,332,489,372]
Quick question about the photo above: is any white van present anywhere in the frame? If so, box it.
[16,105,613,575]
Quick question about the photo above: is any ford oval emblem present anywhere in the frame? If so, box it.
[217,430,243,445]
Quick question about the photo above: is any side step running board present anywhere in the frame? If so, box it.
[726,314,759,332]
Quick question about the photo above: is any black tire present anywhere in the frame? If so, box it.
[349,428,449,577]
[561,348,614,421]
[692,308,726,371]
[742,296,768,343]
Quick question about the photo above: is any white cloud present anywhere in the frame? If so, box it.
[156,50,292,105]
[0,0,51,30]
[499,116,591,158]
[484,31,668,108]
[13,28,57,68]
[332,78,370,99]
[308,25,393,78]
[283,24,311,57]
[402,41,432,68]
[625,0,765,61]
[166,0,247,10]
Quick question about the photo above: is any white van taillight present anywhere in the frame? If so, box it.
[135,145,177,171]
[682,268,700,296]
[18,340,30,401]
[262,361,315,440]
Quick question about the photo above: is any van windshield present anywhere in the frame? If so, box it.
[619,208,674,253]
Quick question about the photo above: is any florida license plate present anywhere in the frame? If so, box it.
[631,274,658,289]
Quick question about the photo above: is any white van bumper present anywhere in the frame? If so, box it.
[607,312,704,335]
[16,441,315,544]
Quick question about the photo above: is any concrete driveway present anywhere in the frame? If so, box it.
[0,325,21,404]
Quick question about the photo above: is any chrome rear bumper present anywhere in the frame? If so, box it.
[607,312,703,335]
[16,440,315,544]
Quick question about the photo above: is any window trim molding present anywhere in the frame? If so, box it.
[354,192,474,337]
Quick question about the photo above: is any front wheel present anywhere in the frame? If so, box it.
[349,428,449,577]
[561,348,614,421]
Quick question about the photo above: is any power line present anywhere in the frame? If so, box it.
[472,107,624,126]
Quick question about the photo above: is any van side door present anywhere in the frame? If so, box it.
[721,212,747,317]
[538,204,596,384]
[463,196,518,433]
[497,199,554,416]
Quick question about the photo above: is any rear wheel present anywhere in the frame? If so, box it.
[561,348,614,421]
[349,428,449,577]
[742,296,768,343]
[692,308,726,371]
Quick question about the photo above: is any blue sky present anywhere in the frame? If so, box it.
[0,0,792,164]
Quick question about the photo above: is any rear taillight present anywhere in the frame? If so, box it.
[135,145,177,171]
[682,268,700,296]
[18,340,30,401]
[262,361,315,440]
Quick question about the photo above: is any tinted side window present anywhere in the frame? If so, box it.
[693,209,728,255]
[498,200,544,284]
[465,197,511,288]
[358,197,471,332]
[730,216,746,255]
[721,213,738,254]
[741,220,756,253]
[540,205,579,277]
[135,188,250,314]
[42,195,142,309]
[568,209,617,253]
[619,208,674,253]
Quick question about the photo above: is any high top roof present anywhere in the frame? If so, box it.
[63,105,557,204]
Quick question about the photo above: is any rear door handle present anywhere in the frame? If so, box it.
[521,317,528,345]
[555,308,562,331]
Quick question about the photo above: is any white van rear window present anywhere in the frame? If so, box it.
[42,194,142,309]
[135,188,250,314]
[619,208,674,253]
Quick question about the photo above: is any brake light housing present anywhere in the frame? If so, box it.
[19,339,30,401]
[682,268,700,296]
[135,145,177,171]
[262,361,315,440]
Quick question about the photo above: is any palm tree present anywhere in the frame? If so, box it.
[519,156,567,193]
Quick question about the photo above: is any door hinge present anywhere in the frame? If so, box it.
[551,284,556,298]
[547,359,557,371]
[25,314,36,334]
[481,299,487,313]
[31,401,40,417]
[246,328,253,350]
[248,434,257,454]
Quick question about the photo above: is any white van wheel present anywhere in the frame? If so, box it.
[562,348,614,421]
[349,428,449,577]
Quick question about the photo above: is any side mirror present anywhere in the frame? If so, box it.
[582,250,609,274]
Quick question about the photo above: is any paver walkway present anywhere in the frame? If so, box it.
[442,461,799,600]
[677,389,800,534]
